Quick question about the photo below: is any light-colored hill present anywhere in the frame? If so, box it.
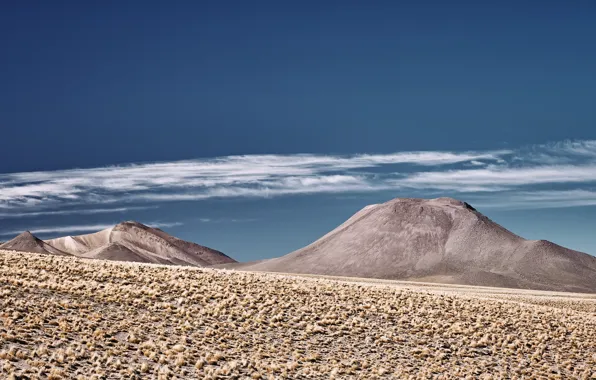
[241,197,596,292]
[45,221,235,266]
[0,231,70,256]
[79,242,149,262]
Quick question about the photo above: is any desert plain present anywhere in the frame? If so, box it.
[1,249,595,379]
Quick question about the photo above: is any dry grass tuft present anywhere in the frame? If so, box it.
[0,249,595,378]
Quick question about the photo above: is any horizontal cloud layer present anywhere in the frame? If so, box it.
[0,206,158,219]
[1,140,596,210]
[0,221,183,237]
[0,150,508,208]
[473,190,596,210]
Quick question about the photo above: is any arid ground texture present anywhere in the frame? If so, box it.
[1,249,595,379]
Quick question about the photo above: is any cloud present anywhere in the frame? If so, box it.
[136,174,391,201]
[198,217,258,223]
[400,164,596,189]
[539,140,596,157]
[0,206,158,219]
[514,139,596,165]
[4,224,118,236]
[1,140,596,210]
[0,151,507,208]
[0,221,183,238]
[472,190,596,210]
[396,140,596,193]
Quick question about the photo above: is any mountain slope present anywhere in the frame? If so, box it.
[149,227,237,265]
[45,221,235,266]
[79,242,149,262]
[0,231,70,256]
[243,197,596,292]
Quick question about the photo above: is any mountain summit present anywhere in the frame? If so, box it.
[242,197,596,292]
[0,231,70,256]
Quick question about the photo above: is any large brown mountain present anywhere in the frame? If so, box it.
[1,221,235,266]
[241,197,596,293]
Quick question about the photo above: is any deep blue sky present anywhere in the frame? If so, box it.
[1,1,596,260]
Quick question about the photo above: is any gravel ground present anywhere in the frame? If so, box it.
[0,249,595,379]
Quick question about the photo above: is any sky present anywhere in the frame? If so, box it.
[1,1,596,260]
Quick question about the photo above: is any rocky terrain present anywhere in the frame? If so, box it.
[0,249,595,379]
[1,221,235,266]
[241,197,596,292]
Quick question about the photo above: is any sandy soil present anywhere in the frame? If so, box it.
[0,249,595,379]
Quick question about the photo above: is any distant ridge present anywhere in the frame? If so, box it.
[239,197,596,293]
[1,221,235,266]
[0,231,70,256]
[45,221,235,266]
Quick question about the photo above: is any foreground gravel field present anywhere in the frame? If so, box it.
[1,250,595,379]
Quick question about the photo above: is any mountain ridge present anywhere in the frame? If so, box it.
[2,221,235,266]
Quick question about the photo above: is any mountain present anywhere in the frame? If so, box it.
[45,221,235,266]
[79,242,149,262]
[0,231,71,256]
[240,197,596,293]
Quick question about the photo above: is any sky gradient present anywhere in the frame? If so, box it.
[1,1,596,260]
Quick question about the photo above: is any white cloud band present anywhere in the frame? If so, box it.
[0,221,183,237]
[1,140,596,210]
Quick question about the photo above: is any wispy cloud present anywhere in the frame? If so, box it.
[0,206,158,219]
[0,151,508,208]
[537,140,596,158]
[1,140,596,210]
[3,224,118,236]
[472,190,596,210]
[135,175,390,201]
[400,164,596,189]
[198,217,258,223]
[0,221,183,238]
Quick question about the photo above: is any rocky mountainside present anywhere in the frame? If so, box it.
[241,197,596,292]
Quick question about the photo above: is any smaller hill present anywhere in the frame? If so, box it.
[45,221,235,266]
[80,242,149,262]
[0,231,70,256]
